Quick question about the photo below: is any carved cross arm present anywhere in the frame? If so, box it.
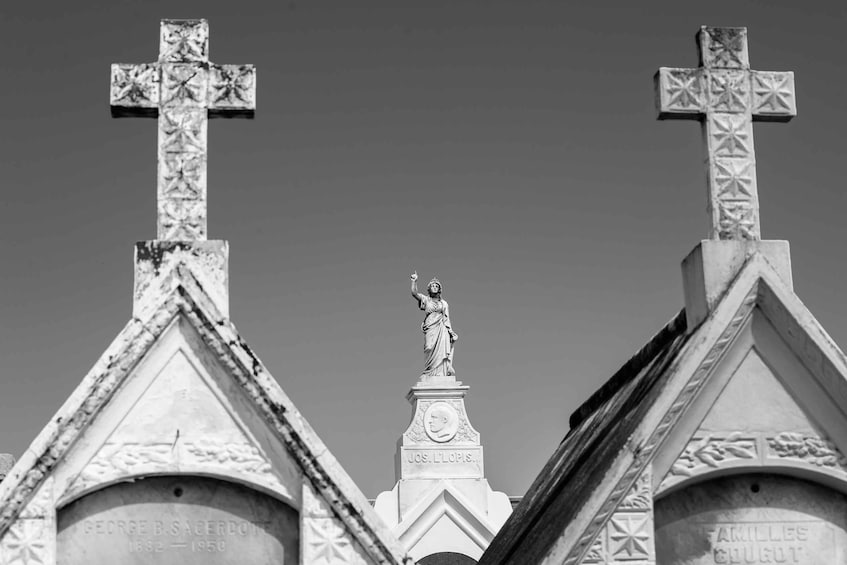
[110,64,160,117]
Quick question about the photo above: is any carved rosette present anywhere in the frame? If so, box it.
[159,20,209,63]
[301,482,370,565]
[656,27,796,241]
[210,65,257,112]
[0,479,54,565]
[110,64,159,109]
[582,469,655,565]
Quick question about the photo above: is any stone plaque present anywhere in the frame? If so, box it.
[58,476,298,565]
[400,446,484,479]
[655,474,847,564]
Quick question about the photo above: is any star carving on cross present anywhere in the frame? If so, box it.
[308,520,352,564]
[112,65,159,106]
[211,66,256,108]
[706,28,746,68]
[162,154,203,198]
[160,112,204,153]
[710,73,748,113]
[711,115,750,157]
[160,200,204,240]
[719,202,757,239]
[714,159,755,198]
[160,21,207,62]
[162,66,205,106]
[664,70,702,110]
[753,72,794,113]
[608,513,651,559]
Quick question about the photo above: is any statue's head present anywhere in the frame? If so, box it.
[427,278,442,297]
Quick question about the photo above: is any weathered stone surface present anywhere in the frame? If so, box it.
[111,20,256,241]
[133,240,229,317]
[57,476,298,565]
[655,474,847,564]
[656,27,796,240]
[681,240,791,327]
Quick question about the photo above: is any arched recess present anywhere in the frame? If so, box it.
[56,475,299,565]
[655,463,847,501]
[654,472,847,565]
[418,551,479,565]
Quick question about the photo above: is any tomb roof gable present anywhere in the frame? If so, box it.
[0,264,411,565]
[481,252,847,565]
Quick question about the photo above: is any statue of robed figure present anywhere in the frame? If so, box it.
[410,271,458,378]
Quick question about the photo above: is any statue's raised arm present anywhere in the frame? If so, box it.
[411,272,457,379]
[410,271,426,306]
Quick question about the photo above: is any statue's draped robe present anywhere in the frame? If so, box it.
[418,296,455,377]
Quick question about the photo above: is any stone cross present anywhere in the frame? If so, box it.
[656,27,796,240]
[110,19,256,240]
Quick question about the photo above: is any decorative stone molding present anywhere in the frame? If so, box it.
[767,432,847,469]
[564,284,758,565]
[68,441,284,500]
[581,538,604,564]
[20,479,53,520]
[78,442,173,484]
[658,431,847,493]
[183,441,274,475]
[1,479,55,565]
[669,433,757,478]
[579,469,655,565]
[301,482,372,565]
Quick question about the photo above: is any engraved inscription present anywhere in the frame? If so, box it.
[655,475,847,565]
[705,522,822,564]
[58,476,298,564]
[404,450,479,464]
[80,518,269,554]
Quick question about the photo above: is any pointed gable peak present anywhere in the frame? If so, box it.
[0,268,411,565]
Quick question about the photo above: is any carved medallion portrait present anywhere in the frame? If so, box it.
[424,402,459,443]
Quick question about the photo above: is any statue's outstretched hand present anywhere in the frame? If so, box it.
[410,271,418,282]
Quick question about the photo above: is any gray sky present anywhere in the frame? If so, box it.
[1,0,845,498]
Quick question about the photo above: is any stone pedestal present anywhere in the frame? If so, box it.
[374,378,512,562]
[396,382,486,517]
[682,240,792,328]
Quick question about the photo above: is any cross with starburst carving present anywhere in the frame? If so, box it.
[656,27,796,240]
[110,19,256,240]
